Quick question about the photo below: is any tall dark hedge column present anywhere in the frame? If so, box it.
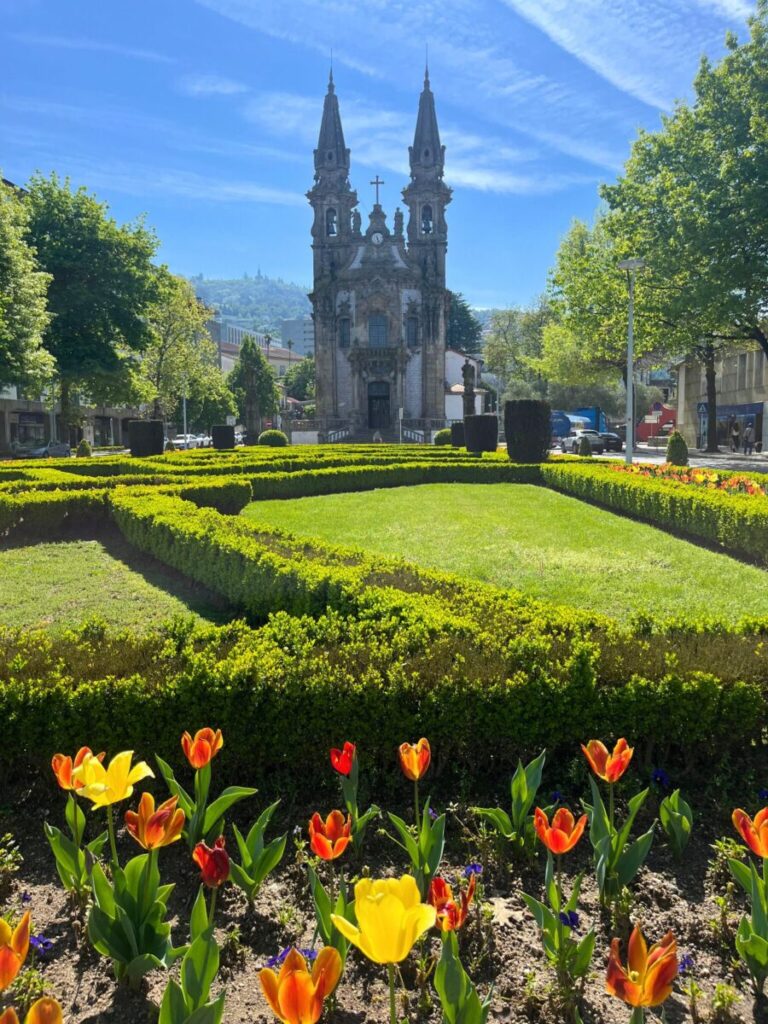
[504,400,551,463]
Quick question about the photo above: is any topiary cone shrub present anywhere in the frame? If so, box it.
[450,422,465,448]
[666,430,689,466]
[128,419,164,458]
[433,428,451,446]
[258,429,289,447]
[464,415,498,454]
[577,435,592,457]
[504,400,551,463]
[76,438,92,458]
[212,425,235,450]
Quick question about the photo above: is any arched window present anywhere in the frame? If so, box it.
[326,208,337,237]
[421,204,433,235]
[338,318,350,348]
[368,314,388,348]
[406,316,419,347]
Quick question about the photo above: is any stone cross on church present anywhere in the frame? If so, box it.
[369,175,385,204]
[307,68,452,436]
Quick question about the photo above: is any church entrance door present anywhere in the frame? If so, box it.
[368,381,391,429]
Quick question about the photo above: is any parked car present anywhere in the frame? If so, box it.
[14,439,72,459]
[560,429,605,454]
[172,434,200,450]
[196,434,212,448]
[599,431,623,452]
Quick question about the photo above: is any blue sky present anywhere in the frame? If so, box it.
[1,0,755,308]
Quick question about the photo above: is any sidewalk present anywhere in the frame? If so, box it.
[617,444,768,473]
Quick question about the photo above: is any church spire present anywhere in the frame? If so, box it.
[409,68,444,179]
[314,71,350,178]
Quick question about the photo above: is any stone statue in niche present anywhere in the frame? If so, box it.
[352,210,362,235]
[394,208,404,236]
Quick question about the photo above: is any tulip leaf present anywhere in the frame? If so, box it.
[181,929,219,1011]
[64,793,87,841]
[185,997,226,1024]
[471,807,513,839]
[155,755,194,817]
[729,857,753,897]
[616,828,654,889]
[159,978,188,1024]
[573,930,596,977]
[92,862,117,917]
[190,886,209,942]
[387,812,420,863]
[125,952,165,981]
[244,800,280,853]
[202,786,257,838]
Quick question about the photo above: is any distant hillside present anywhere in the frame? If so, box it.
[190,273,311,333]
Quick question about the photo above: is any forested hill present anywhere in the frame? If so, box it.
[190,273,311,332]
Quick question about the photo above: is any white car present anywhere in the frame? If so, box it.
[172,434,200,450]
[196,434,213,448]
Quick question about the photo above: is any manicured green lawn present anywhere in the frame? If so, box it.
[0,534,229,630]
[242,483,768,620]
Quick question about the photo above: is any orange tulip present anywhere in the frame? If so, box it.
[260,946,342,1024]
[606,926,678,1008]
[193,836,230,888]
[399,738,431,781]
[181,728,223,769]
[428,873,476,931]
[582,738,633,784]
[0,999,64,1024]
[733,807,768,859]
[0,911,30,992]
[51,747,104,790]
[125,792,185,850]
[534,807,588,855]
[308,811,351,861]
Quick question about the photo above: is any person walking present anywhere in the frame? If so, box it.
[730,416,741,452]
[743,420,755,455]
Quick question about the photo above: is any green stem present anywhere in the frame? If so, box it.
[106,805,119,871]
[388,962,397,1024]
[208,886,218,924]
[556,856,565,988]
[609,783,615,835]
[414,780,420,828]
[329,860,336,907]
[629,1008,645,1024]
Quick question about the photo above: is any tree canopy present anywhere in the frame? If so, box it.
[0,183,53,392]
[24,173,159,425]
[227,336,279,438]
[446,292,483,354]
[283,356,315,402]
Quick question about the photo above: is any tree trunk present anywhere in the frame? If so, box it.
[704,344,719,452]
[152,397,162,421]
[59,378,71,442]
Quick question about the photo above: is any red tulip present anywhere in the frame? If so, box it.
[181,728,223,769]
[399,738,431,781]
[582,738,633,784]
[308,811,351,861]
[329,741,356,777]
[192,836,230,887]
[534,807,588,855]
[125,793,185,850]
[428,873,476,931]
[733,807,768,859]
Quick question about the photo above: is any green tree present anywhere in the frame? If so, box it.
[283,355,315,401]
[0,182,53,391]
[446,292,483,353]
[174,368,237,432]
[602,4,768,448]
[141,269,219,421]
[227,335,279,439]
[483,300,552,400]
[24,173,158,428]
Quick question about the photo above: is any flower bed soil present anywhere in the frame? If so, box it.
[2,780,759,1024]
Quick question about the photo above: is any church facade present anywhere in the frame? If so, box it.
[307,71,452,435]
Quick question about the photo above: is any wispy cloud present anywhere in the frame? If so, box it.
[177,73,249,97]
[10,32,175,64]
[501,0,753,109]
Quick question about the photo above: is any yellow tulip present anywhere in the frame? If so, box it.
[72,750,154,808]
[331,875,436,964]
[0,911,30,992]
[7,999,63,1024]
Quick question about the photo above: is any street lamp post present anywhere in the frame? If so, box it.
[182,376,188,449]
[617,258,646,465]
